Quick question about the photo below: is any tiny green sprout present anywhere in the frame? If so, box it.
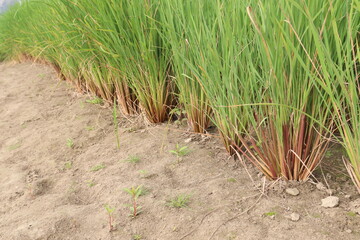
[66,138,74,148]
[79,102,85,109]
[90,163,106,172]
[264,211,276,217]
[167,194,191,208]
[64,161,72,170]
[170,144,190,163]
[8,142,21,151]
[104,204,116,232]
[85,126,95,131]
[227,178,237,183]
[132,234,142,240]
[138,170,148,178]
[123,185,143,217]
[86,96,103,105]
[227,233,237,240]
[125,156,141,164]
[85,180,96,187]
[347,211,357,217]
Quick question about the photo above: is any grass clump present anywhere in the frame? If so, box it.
[160,1,212,133]
[90,163,106,172]
[167,194,191,208]
[124,156,141,164]
[0,0,359,192]
[66,138,74,149]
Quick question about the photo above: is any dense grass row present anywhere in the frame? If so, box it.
[0,0,359,191]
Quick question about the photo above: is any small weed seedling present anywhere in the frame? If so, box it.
[138,170,148,178]
[8,142,21,151]
[123,185,143,217]
[64,161,72,170]
[66,138,74,148]
[104,204,116,232]
[132,234,142,240]
[227,178,237,183]
[86,96,103,105]
[264,211,276,217]
[347,211,357,217]
[85,125,95,131]
[37,73,46,78]
[90,163,106,172]
[125,156,141,164]
[170,144,190,163]
[85,180,96,187]
[167,194,191,208]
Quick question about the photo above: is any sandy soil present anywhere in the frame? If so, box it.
[0,62,359,240]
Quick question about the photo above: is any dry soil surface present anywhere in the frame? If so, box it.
[1,62,360,240]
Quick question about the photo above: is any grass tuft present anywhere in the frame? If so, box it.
[167,194,191,208]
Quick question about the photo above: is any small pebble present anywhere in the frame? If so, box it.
[184,138,192,143]
[290,213,300,222]
[345,195,351,199]
[286,188,300,196]
[345,229,352,234]
[321,196,339,208]
[316,182,326,191]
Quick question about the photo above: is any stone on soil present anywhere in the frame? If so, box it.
[290,213,300,222]
[316,182,326,191]
[285,188,300,196]
[184,138,192,143]
[321,196,339,208]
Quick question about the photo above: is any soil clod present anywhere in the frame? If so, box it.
[321,196,340,208]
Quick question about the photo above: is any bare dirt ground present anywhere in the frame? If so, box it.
[0,62,360,240]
